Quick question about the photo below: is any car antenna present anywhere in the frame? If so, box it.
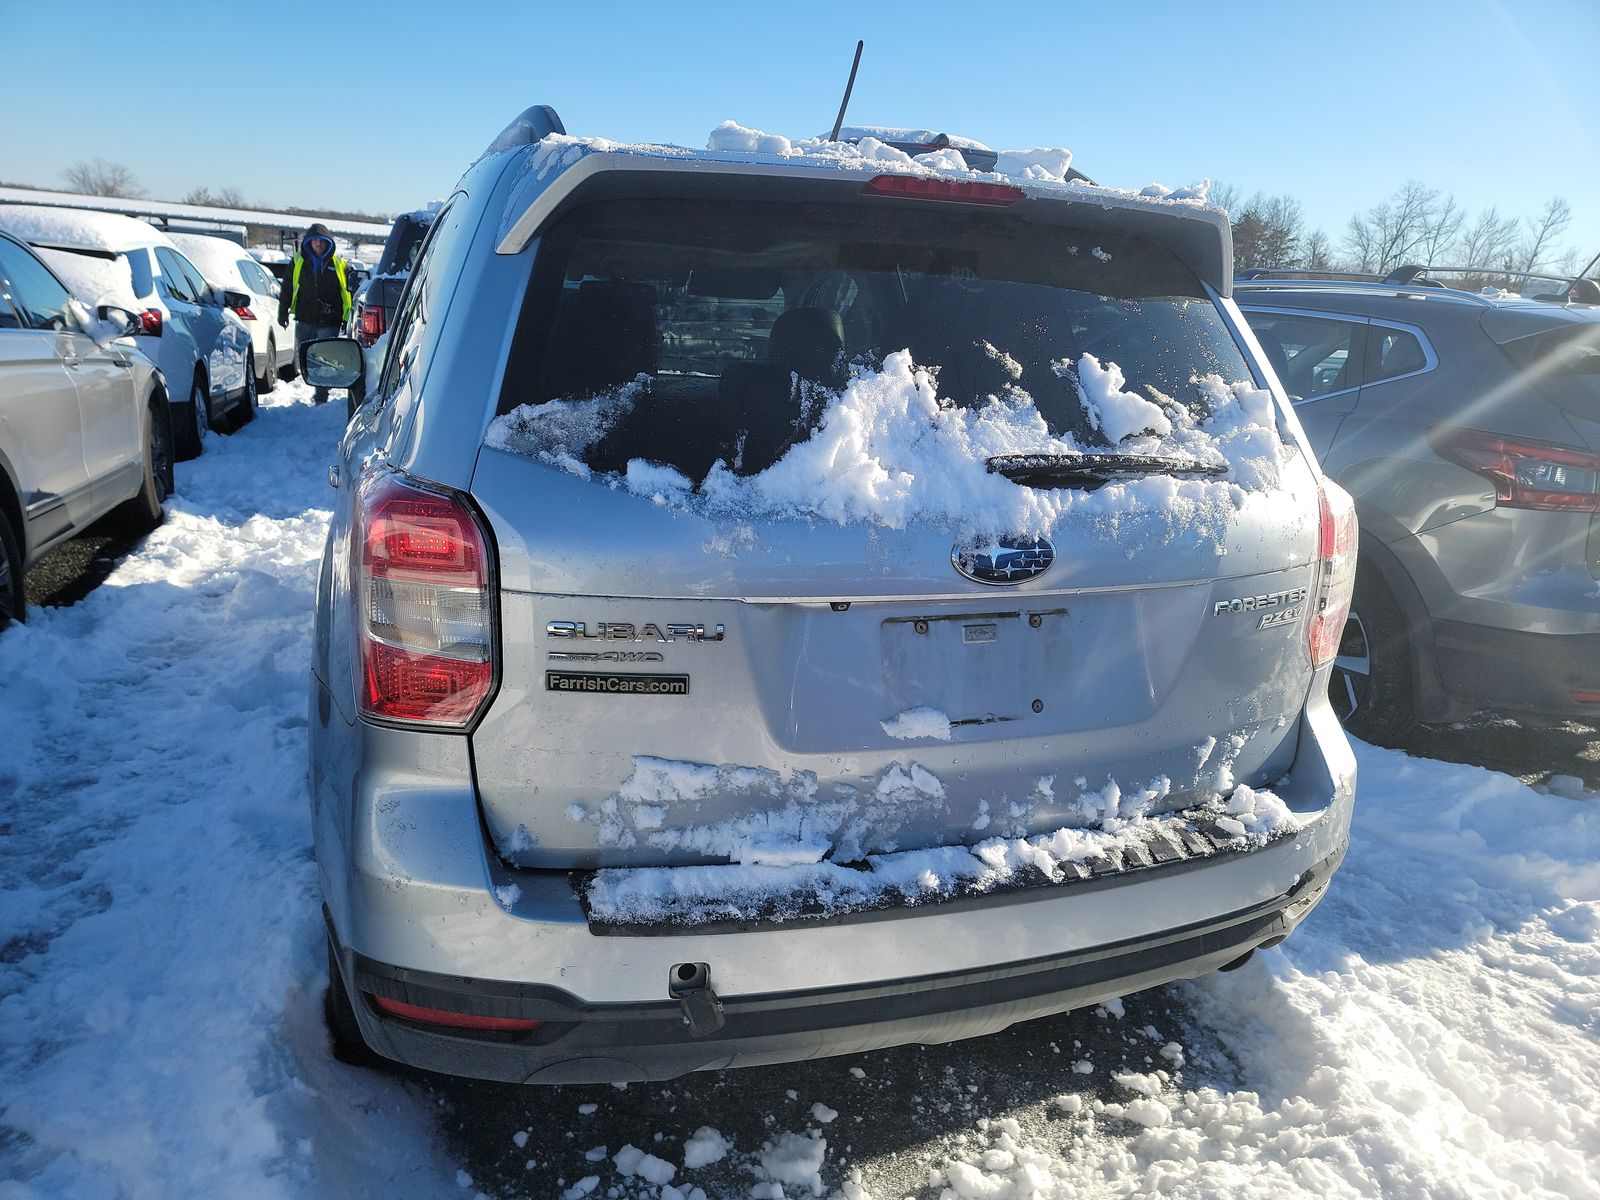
[829,40,865,143]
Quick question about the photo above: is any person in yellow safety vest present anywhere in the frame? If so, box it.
[276,222,352,404]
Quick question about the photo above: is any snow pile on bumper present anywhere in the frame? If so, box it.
[582,784,1303,929]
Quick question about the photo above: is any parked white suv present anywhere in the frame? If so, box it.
[0,206,256,460]
[168,231,296,393]
[0,229,171,628]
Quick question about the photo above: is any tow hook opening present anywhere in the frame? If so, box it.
[669,962,725,1037]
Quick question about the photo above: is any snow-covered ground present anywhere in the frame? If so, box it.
[2,387,1597,1198]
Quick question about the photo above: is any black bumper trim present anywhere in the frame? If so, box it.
[1433,620,1600,718]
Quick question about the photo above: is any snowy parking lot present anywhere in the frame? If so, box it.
[2,385,1598,1199]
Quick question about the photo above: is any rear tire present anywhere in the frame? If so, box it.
[227,363,257,431]
[0,512,24,631]
[1329,565,1417,746]
[325,935,379,1066]
[109,400,170,534]
[258,336,277,394]
[174,376,210,461]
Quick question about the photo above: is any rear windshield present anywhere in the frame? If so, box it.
[380,216,432,276]
[36,246,147,310]
[1501,323,1600,424]
[498,199,1253,483]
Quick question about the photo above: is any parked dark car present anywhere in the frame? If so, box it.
[1237,274,1600,743]
[349,207,437,350]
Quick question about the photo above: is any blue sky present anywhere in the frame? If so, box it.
[3,0,1596,264]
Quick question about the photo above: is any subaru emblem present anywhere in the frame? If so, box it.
[951,536,1056,586]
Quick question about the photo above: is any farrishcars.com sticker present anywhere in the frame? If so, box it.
[545,671,689,696]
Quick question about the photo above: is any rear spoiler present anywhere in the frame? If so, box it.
[495,150,1233,296]
[1480,304,1600,346]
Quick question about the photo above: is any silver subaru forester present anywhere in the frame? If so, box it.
[308,105,1358,1084]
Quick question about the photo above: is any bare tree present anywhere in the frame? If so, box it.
[1456,207,1521,268]
[183,185,248,207]
[1300,228,1334,271]
[1208,181,1241,218]
[1512,197,1573,275]
[62,159,145,198]
[1417,193,1464,264]
[1343,181,1449,273]
[1231,193,1305,269]
[1217,190,1305,269]
[1449,207,1523,289]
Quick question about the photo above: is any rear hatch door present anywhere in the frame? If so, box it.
[468,187,1321,869]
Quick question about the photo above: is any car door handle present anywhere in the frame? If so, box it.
[61,353,79,368]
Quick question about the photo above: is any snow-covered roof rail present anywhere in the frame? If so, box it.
[492,133,1232,293]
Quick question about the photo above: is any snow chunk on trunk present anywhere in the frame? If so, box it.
[880,706,953,742]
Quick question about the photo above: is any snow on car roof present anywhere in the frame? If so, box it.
[167,231,250,288]
[0,203,178,254]
[831,124,993,151]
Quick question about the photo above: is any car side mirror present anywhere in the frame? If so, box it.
[222,289,252,310]
[302,336,363,388]
[93,303,143,342]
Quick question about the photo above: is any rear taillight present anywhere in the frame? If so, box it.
[861,175,1023,206]
[230,305,256,321]
[138,309,162,336]
[354,469,496,727]
[369,994,540,1032]
[1309,479,1358,670]
[1429,427,1600,512]
[356,303,385,346]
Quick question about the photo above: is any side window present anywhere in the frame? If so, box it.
[242,260,278,297]
[0,277,21,329]
[1367,326,1430,384]
[172,253,213,303]
[0,267,22,329]
[154,248,195,303]
[0,239,27,329]
[377,202,457,406]
[0,239,73,331]
[1243,311,1365,400]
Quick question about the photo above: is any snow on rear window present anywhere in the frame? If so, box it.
[486,199,1284,539]
[35,246,140,309]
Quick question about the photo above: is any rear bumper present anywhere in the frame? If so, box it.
[333,842,1343,1084]
[1433,622,1600,718]
[312,681,1356,1084]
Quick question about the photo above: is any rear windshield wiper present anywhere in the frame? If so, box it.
[985,453,1228,489]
